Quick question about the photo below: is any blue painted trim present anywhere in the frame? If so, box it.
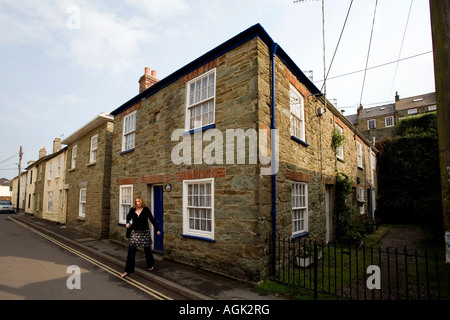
[182,234,216,243]
[120,148,135,155]
[291,136,310,147]
[186,123,216,135]
[270,42,278,276]
[292,232,310,240]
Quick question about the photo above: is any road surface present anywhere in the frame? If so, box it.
[0,214,184,300]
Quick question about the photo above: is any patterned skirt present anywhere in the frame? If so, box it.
[129,230,152,247]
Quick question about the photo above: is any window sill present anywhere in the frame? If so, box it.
[182,234,215,242]
[86,162,96,167]
[185,123,216,135]
[291,135,310,147]
[292,231,310,240]
[77,216,85,221]
[120,148,135,155]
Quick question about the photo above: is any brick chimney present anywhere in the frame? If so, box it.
[395,91,400,102]
[53,138,62,153]
[39,148,47,159]
[139,67,159,93]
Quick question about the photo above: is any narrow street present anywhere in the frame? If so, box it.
[0,214,183,300]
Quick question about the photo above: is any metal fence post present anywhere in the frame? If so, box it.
[314,242,318,299]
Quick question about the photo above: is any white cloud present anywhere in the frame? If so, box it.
[0,0,64,45]
[65,8,151,75]
[0,0,176,75]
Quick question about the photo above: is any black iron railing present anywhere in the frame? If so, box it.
[268,234,446,300]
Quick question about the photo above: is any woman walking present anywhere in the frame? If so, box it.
[121,197,161,278]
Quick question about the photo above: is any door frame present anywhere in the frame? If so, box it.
[150,184,164,253]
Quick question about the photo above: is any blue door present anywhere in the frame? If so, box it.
[153,185,164,253]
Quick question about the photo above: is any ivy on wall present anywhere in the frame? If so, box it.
[331,128,345,154]
[335,172,352,237]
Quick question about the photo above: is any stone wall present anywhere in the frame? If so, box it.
[65,122,113,238]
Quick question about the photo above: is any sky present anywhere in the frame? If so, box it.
[0,0,436,180]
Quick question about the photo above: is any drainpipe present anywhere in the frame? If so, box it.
[270,43,278,276]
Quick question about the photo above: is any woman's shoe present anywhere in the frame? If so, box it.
[148,267,155,271]
[121,272,129,278]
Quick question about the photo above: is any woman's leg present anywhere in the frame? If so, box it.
[143,246,155,270]
[124,245,137,274]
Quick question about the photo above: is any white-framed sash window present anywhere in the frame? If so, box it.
[71,145,77,169]
[289,84,305,141]
[186,69,216,131]
[47,191,53,213]
[122,111,136,152]
[119,185,133,224]
[79,188,86,217]
[292,182,308,236]
[90,134,98,163]
[357,141,363,169]
[358,187,365,215]
[183,178,214,240]
[385,116,394,127]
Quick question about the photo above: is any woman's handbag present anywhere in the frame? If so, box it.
[126,218,133,238]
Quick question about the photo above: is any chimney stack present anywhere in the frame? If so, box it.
[395,91,400,102]
[357,103,363,117]
[53,137,62,153]
[139,67,159,93]
[39,148,47,159]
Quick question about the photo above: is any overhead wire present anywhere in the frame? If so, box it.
[388,0,414,100]
[313,51,433,83]
[320,0,354,92]
[359,0,378,106]
[0,152,19,164]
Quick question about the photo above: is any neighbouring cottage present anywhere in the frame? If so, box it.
[105,24,377,282]
[347,91,436,144]
[61,113,114,238]
[30,139,68,224]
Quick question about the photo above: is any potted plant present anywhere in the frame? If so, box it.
[340,230,363,246]
[296,244,323,268]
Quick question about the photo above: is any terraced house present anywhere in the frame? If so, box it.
[106,24,377,281]
[30,140,67,225]
[61,113,114,239]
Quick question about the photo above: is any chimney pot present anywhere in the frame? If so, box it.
[39,147,47,159]
[53,137,62,153]
[139,67,159,93]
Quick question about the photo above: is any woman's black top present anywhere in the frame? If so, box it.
[126,207,160,232]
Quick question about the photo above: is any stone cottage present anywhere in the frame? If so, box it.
[30,139,68,224]
[61,113,114,238]
[108,24,377,281]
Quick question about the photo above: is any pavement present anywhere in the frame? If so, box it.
[8,211,283,301]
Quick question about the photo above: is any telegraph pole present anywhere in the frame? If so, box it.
[16,146,22,213]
